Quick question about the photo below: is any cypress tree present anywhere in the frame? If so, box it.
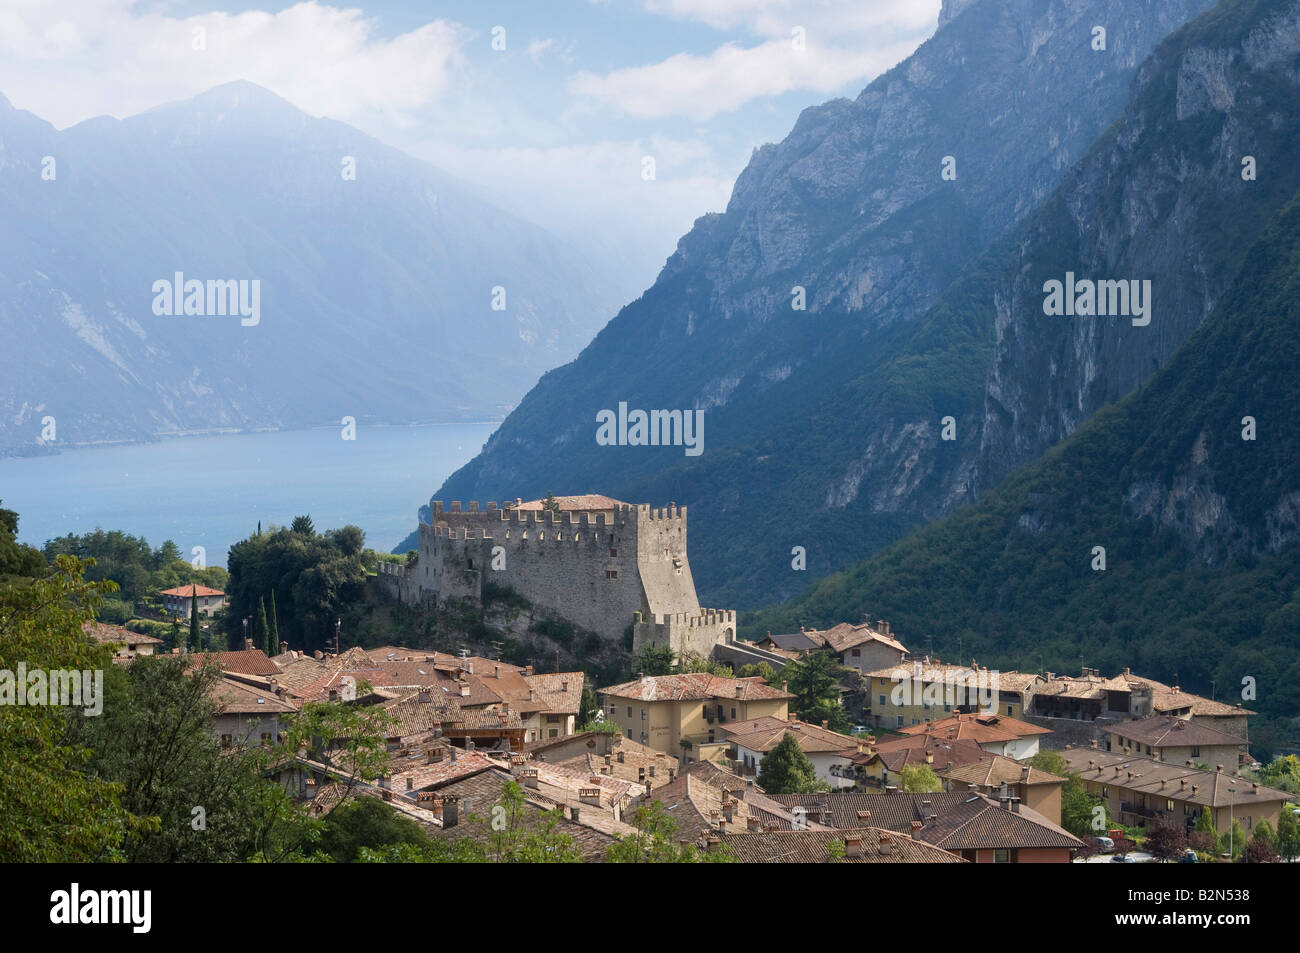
[189,584,201,652]
[256,597,271,656]
[269,590,280,652]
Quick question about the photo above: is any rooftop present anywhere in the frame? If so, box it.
[599,673,793,703]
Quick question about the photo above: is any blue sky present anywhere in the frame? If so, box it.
[0,0,942,295]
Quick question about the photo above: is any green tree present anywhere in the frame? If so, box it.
[291,515,315,536]
[0,555,135,860]
[899,763,943,793]
[1027,750,1068,776]
[757,733,827,795]
[1275,805,1299,861]
[1192,805,1220,855]
[315,797,432,863]
[189,585,201,651]
[606,799,733,863]
[1061,775,1108,839]
[637,643,675,676]
[256,597,271,655]
[1226,817,1247,859]
[781,651,852,732]
[542,493,560,515]
[269,589,280,652]
[0,501,45,579]
[736,662,778,683]
[68,654,266,862]
[577,685,600,727]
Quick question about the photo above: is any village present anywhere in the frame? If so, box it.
[79,494,1299,864]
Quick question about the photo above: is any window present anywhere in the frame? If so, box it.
[606,569,619,579]
[1166,799,1175,812]
[1007,705,1014,716]
[730,707,737,719]
[627,706,633,718]
[1190,745,1200,757]
[896,716,904,728]
[708,730,715,743]
[879,695,887,706]
[261,732,272,745]
[993,849,1011,864]
[1101,786,1109,798]
[851,648,860,657]
[641,708,647,720]
[549,729,558,738]
[221,734,233,747]
[610,547,618,557]
[627,729,633,739]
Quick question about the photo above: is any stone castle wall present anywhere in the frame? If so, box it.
[393,501,705,642]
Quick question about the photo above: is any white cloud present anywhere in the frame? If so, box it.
[643,0,941,36]
[528,38,555,65]
[0,1,467,128]
[568,34,922,120]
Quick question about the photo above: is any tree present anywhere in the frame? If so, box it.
[542,493,560,515]
[1255,755,1300,795]
[269,589,280,652]
[1275,805,1299,861]
[1060,775,1107,839]
[780,651,852,733]
[736,662,778,683]
[1243,821,1279,863]
[291,515,315,536]
[0,501,45,579]
[189,585,201,652]
[577,685,600,727]
[606,799,732,863]
[1226,817,1247,859]
[636,643,675,676]
[899,763,943,793]
[69,654,266,862]
[316,797,432,863]
[1143,816,1188,861]
[757,733,827,795]
[1027,750,1068,776]
[0,554,134,860]
[256,597,271,655]
[1192,806,1220,855]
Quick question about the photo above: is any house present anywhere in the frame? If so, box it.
[1105,716,1249,769]
[598,673,792,764]
[634,772,821,843]
[161,584,227,618]
[528,731,679,791]
[853,733,991,789]
[719,716,861,789]
[901,712,1052,759]
[861,658,1005,730]
[1062,745,1293,837]
[769,791,1082,863]
[815,621,909,675]
[937,755,1066,826]
[210,675,297,747]
[82,621,163,658]
[715,827,966,863]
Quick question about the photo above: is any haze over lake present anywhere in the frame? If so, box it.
[0,424,496,566]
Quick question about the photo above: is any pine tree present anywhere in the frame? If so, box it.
[189,585,200,652]
[256,597,271,656]
[757,733,825,795]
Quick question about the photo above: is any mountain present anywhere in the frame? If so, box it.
[416,0,1222,605]
[0,81,622,452]
[745,187,1300,739]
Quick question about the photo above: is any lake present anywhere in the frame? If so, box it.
[0,423,498,565]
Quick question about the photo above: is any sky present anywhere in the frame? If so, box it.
[0,0,943,299]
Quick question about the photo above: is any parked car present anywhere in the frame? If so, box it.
[1177,849,1198,863]
[1092,836,1115,854]
[1110,854,1137,863]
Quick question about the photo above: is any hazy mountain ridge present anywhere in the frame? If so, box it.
[0,81,621,453]
[421,0,1222,605]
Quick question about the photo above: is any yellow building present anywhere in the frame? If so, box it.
[599,674,792,765]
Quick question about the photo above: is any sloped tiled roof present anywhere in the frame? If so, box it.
[901,712,1052,742]
[512,495,627,511]
[82,621,164,645]
[1109,715,1247,749]
[210,676,297,714]
[938,755,1065,788]
[717,828,965,863]
[599,673,792,703]
[1061,748,1289,808]
[188,648,281,677]
[723,717,861,755]
[869,734,992,773]
[160,584,225,597]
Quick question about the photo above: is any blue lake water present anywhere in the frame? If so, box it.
[0,424,497,565]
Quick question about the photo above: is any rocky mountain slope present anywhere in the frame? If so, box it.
[421,0,1224,605]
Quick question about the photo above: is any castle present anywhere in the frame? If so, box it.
[376,495,734,659]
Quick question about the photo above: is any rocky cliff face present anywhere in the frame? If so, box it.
[430,0,1221,606]
[976,0,1300,511]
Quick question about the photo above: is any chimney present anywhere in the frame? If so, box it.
[746,817,760,831]
[244,638,254,650]
[736,685,744,698]
[561,679,569,692]
[579,786,603,806]
[910,820,923,832]
[878,833,892,855]
[279,640,288,654]
[449,746,457,762]
[842,835,863,859]
[494,664,500,677]
[570,805,581,822]
[443,797,459,828]
[406,777,414,791]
